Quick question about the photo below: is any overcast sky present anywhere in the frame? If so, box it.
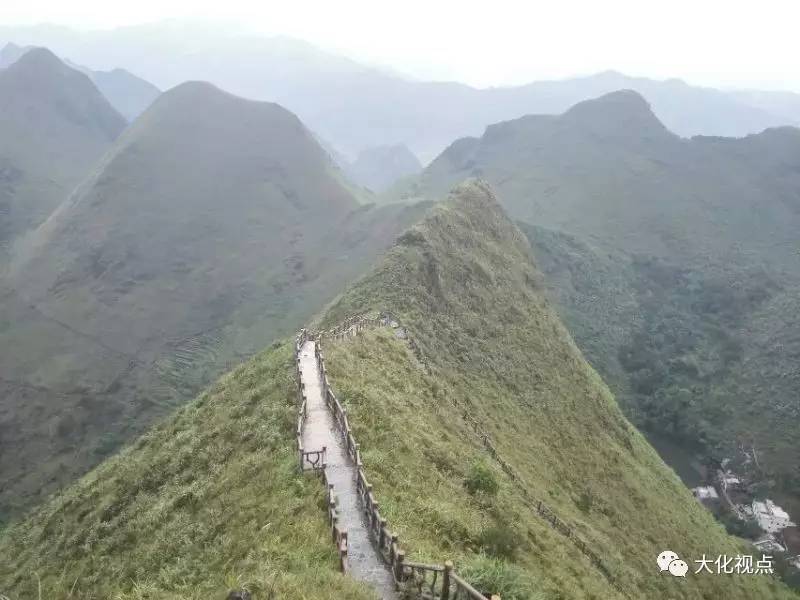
[1,0,798,91]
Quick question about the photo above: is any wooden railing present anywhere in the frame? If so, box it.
[328,315,616,580]
[311,333,497,600]
[309,312,630,596]
[323,469,349,573]
[317,313,388,343]
[294,329,349,571]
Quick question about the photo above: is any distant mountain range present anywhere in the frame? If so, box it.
[415,90,800,267]
[0,42,160,121]
[343,144,422,191]
[2,22,799,161]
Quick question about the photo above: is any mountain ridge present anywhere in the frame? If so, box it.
[0,42,160,122]
[0,46,125,252]
[398,93,800,517]
[316,180,793,599]
[0,80,428,520]
[0,180,792,600]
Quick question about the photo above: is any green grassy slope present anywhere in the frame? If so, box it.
[0,341,377,600]
[319,181,793,600]
[0,78,430,520]
[391,91,800,509]
[0,180,791,599]
[0,47,125,252]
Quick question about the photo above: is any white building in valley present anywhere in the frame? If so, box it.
[692,486,719,501]
[752,499,796,534]
[754,536,786,553]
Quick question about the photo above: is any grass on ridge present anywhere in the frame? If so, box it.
[0,341,377,600]
[317,181,795,600]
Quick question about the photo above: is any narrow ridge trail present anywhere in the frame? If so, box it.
[299,339,398,599]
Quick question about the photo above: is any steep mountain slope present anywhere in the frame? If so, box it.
[71,62,160,122]
[0,42,30,67]
[345,144,423,191]
[399,91,800,509]
[79,67,159,121]
[1,43,161,122]
[0,342,377,600]
[0,47,126,252]
[2,23,798,160]
[0,180,791,600]
[317,181,792,599]
[517,223,639,406]
[0,81,428,520]
[721,286,800,514]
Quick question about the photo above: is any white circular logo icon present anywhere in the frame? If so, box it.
[668,559,689,577]
[657,550,680,572]
[658,550,688,577]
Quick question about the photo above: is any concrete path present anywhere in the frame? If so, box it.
[299,339,397,599]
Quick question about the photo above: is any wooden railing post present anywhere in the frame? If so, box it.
[379,518,387,548]
[442,560,453,600]
[371,502,380,529]
[394,550,405,585]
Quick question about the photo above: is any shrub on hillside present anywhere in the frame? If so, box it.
[459,555,542,600]
[464,460,499,496]
[477,524,521,559]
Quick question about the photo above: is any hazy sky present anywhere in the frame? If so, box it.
[1,0,798,90]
